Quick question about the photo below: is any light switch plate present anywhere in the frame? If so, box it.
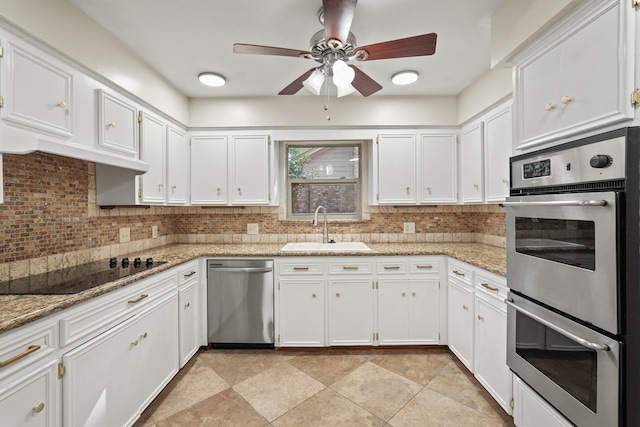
[247,223,259,235]
[403,222,415,234]
[119,227,131,243]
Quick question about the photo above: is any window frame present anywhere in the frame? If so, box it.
[284,140,364,221]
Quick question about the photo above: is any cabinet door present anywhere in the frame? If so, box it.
[279,278,325,347]
[460,122,484,202]
[378,279,409,344]
[459,122,483,203]
[0,358,59,427]
[447,280,474,370]
[230,135,270,205]
[329,279,374,345]
[190,135,228,204]
[136,293,179,410]
[62,316,139,427]
[513,376,573,427]
[420,134,457,203]
[139,112,166,204]
[179,281,200,367]
[166,125,188,205]
[377,134,416,204]
[97,89,138,156]
[474,294,511,414]
[483,104,512,202]
[3,40,72,138]
[408,279,439,344]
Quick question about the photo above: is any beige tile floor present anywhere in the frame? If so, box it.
[134,348,515,427]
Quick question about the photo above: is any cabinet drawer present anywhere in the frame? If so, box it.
[376,259,408,274]
[328,260,373,275]
[178,261,198,285]
[279,260,324,275]
[409,259,440,274]
[0,321,57,379]
[475,271,508,302]
[448,261,473,286]
[59,272,176,348]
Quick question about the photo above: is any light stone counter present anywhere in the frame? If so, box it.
[0,243,505,334]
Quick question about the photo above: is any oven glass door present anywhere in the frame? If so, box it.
[507,293,620,427]
[505,191,620,335]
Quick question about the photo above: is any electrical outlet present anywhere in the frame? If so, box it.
[247,223,259,235]
[403,222,415,234]
[119,227,131,243]
[152,225,158,239]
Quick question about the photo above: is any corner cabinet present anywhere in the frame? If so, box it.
[512,0,635,153]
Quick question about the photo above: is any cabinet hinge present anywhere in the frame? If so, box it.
[633,0,640,10]
[278,281,280,290]
[632,89,640,108]
[138,188,142,199]
[0,47,3,57]
[58,363,65,378]
[138,112,142,123]
[268,136,271,145]
[277,334,280,343]
[374,332,379,341]
[438,332,441,341]
[510,398,515,409]
[268,193,271,201]
[376,193,379,201]
[0,96,3,108]
[438,281,441,289]
[376,136,379,144]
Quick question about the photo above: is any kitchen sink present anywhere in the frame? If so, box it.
[280,242,372,252]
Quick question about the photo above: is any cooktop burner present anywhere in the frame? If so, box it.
[0,257,167,295]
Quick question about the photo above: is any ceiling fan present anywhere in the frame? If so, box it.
[233,0,437,97]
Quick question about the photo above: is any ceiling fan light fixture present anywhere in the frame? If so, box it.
[391,70,419,86]
[198,72,226,87]
[302,68,325,95]
[337,84,357,98]
[332,59,355,88]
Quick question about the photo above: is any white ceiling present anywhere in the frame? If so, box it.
[69,0,504,98]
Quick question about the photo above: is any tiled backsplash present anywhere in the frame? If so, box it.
[0,152,505,280]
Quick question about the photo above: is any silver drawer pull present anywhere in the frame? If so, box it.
[0,345,41,368]
[127,294,149,304]
[481,283,499,292]
[343,266,359,270]
[293,266,309,271]
[452,270,465,276]
[416,265,433,269]
[384,266,400,270]
[184,271,196,278]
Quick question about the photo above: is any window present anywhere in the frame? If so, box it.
[286,142,362,220]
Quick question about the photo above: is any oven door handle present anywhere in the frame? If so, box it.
[502,200,608,207]
[505,299,610,351]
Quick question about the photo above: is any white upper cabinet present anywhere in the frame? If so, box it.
[376,134,417,204]
[139,111,166,204]
[166,125,188,205]
[190,135,228,205]
[459,121,484,203]
[96,89,138,157]
[2,38,73,138]
[483,102,512,202]
[230,135,271,205]
[512,0,634,152]
[419,133,457,204]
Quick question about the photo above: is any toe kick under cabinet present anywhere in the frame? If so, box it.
[275,256,446,348]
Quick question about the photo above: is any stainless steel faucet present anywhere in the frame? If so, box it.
[312,205,329,244]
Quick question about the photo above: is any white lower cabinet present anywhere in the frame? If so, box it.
[279,278,325,347]
[0,358,59,427]
[328,278,375,346]
[513,376,572,427]
[447,279,475,369]
[178,281,200,367]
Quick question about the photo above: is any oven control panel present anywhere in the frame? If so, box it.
[511,136,626,191]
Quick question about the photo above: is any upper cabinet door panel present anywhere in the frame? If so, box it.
[139,112,166,204]
[460,122,484,203]
[191,136,228,205]
[377,134,417,204]
[97,89,138,156]
[166,125,188,205]
[420,133,457,204]
[230,135,270,205]
[3,40,73,138]
[484,104,512,202]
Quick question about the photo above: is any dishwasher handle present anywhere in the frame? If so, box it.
[208,267,273,273]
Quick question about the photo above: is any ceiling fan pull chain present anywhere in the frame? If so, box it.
[325,80,331,121]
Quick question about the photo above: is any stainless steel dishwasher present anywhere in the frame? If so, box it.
[207,259,274,348]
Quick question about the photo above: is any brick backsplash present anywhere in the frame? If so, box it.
[0,152,505,280]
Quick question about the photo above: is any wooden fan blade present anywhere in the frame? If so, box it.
[350,66,382,97]
[357,33,437,61]
[233,43,311,58]
[323,0,357,47]
[278,68,317,95]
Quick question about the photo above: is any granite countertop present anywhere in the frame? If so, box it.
[0,242,506,335]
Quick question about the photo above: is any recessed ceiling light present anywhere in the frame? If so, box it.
[198,72,226,87]
[391,70,419,86]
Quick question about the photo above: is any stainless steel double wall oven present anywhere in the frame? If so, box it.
[505,127,640,427]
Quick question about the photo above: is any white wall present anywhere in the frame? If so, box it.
[0,0,190,124]
[189,96,459,128]
[457,67,513,124]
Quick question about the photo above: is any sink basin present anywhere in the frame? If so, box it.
[281,242,372,252]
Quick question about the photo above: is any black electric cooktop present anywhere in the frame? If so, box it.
[0,257,167,295]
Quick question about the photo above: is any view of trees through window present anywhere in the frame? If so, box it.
[287,145,360,216]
